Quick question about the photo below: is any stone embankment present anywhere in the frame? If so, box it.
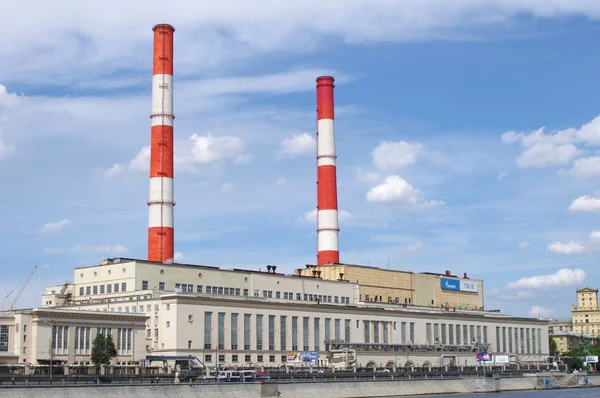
[2,374,599,398]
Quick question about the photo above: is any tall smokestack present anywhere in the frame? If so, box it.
[316,76,339,266]
[148,24,175,262]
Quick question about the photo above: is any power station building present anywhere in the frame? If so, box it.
[0,23,550,370]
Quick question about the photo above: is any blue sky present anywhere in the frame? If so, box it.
[1,1,600,318]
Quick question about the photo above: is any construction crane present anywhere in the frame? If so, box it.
[2,265,38,310]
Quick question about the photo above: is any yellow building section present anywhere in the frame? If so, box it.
[571,287,600,337]
[298,264,484,310]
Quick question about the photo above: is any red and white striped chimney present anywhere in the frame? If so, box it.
[148,24,175,262]
[316,76,340,266]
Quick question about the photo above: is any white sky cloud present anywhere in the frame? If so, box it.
[279,132,315,158]
[366,175,444,208]
[399,241,423,254]
[105,133,250,176]
[507,268,586,290]
[39,219,70,234]
[372,141,422,173]
[71,244,129,254]
[561,156,600,179]
[528,305,556,319]
[174,252,184,262]
[547,241,587,255]
[518,241,531,249]
[569,195,600,212]
[301,208,351,224]
[502,115,600,169]
[0,132,14,159]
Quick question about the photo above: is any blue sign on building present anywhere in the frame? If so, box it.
[440,278,460,291]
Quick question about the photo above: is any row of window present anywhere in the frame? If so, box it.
[194,312,353,352]
[425,323,487,346]
[79,281,352,305]
[495,326,542,354]
[0,326,8,352]
[52,326,134,356]
[79,283,127,296]
[199,353,287,364]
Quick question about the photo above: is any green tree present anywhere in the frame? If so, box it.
[91,333,117,366]
[549,337,558,357]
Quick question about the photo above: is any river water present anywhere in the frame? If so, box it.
[410,387,600,397]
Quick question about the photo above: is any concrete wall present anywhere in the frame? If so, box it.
[0,376,576,398]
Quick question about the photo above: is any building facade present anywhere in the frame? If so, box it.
[298,264,484,310]
[0,308,147,366]
[571,287,600,337]
[550,332,596,354]
[36,258,547,369]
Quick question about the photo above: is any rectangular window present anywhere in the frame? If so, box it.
[532,328,536,353]
[426,323,432,344]
[456,325,461,345]
[410,322,415,343]
[121,282,126,292]
[433,323,440,344]
[401,322,407,344]
[496,327,501,352]
[292,316,298,350]
[463,325,468,344]
[334,319,341,341]
[231,313,238,350]
[373,321,379,344]
[520,328,524,353]
[86,286,91,295]
[303,317,309,350]
[277,316,286,351]
[106,284,112,294]
[508,327,513,352]
[502,327,507,353]
[244,314,251,350]
[383,322,389,344]
[197,285,203,293]
[256,314,264,350]
[345,319,351,342]
[218,312,225,350]
[441,324,447,345]
[537,329,542,354]
[526,328,531,353]
[483,326,488,345]
[268,315,275,351]
[218,287,223,295]
[364,320,370,343]
[232,354,238,363]
[243,288,249,296]
[449,324,454,345]
[477,326,482,343]
[469,325,475,344]
[142,280,148,290]
[93,285,98,295]
[314,318,320,351]
[204,312,212,349]
[325,318,331,345]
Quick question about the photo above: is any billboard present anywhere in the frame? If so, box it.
[287,352,318,364]
[494,355,510,364]
[476,352,492,362]
[586,355,598,363]
[441,278,460,291]
[440,277,478,293]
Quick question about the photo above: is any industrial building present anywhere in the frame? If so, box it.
[0,23,550,370]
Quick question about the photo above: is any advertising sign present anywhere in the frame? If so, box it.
[476,352,492,362]
[494,355,510,364]
[586,355,598,363]
[441,277,478,293]
[440,278,460,291]
[460,280,478,293]
[287,352,318,364]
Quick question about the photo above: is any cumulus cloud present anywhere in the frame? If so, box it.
[569,195,600,212]
[366,176,444,208]
[528,305,556,319]
[104,133,250,176]
[547,241,587,255]
[0,84,26,120]
[174,252,184,262]
[501,115,600,169]
[561,156,600,179]
[0,133,14,159]
[279,132,315,158]
[372,141,422,173]
[398,241,423,254]
[507,268,587,290]
[71,244,129,254]
[39,219,70,234]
